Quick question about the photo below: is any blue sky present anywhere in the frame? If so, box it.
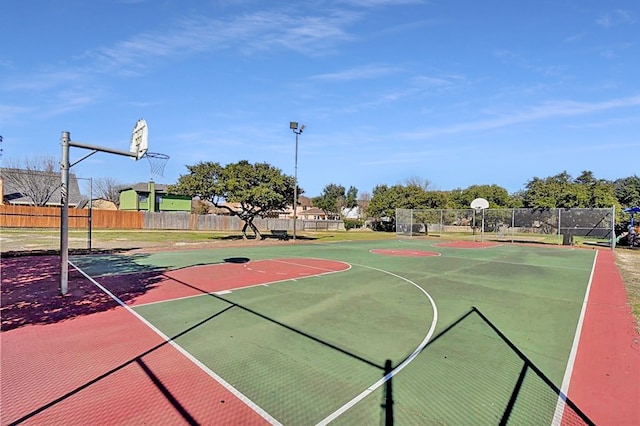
[1,0,638,198]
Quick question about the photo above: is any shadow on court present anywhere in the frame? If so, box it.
[0,253,164,332]
[1,254,596,425]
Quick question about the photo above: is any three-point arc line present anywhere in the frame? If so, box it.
[71,258,437,425]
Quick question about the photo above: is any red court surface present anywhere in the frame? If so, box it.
[566,249,640,425]
[0,257,349,425]
[117,258,350,306]
[1,304,269,425]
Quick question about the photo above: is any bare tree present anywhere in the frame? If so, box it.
[92,177,127,207]
[1,156,61,206]
[404,176,431,190]
[359,191,371,219]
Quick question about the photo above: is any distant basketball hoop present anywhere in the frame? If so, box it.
[470,197,489,242]
[144,151,170,178]
[470,197,489,210]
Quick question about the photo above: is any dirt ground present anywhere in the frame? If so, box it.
[614,248,640,333]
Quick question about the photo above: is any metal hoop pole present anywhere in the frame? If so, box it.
[60,131,70,295]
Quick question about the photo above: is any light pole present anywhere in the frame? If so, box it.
[290,121,305,240]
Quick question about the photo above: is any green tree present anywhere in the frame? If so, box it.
[367,184,399,220]
[169,160,297,239]
[523,171,618,209]
[449,184,510,209]
[312,183,344,218]
[423,190,450,209]
[345,186,358,208]
[524,172,576,208]
[614,175,640,207]
[312,183,359,219]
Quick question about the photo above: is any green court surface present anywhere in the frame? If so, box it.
[71,239,595,424]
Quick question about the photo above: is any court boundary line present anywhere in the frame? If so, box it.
[68,259,282,426]
[270,257,350,272]
[395,239,590,270]
[369,248,442,257]
[552,250,598,425]
[432,241,504,249]
[316,263,439,425]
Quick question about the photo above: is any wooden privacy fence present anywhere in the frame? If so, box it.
[1,205,345,232]
[0,205,143,229]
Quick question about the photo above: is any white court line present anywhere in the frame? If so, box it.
[134,259,352,308]
[316,263,438,425]
[271,258,352,273]
[551,250,598,425]
[68,259,282,426]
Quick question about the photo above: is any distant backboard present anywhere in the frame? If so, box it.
[129,119,148,160]
[470,197,489,210]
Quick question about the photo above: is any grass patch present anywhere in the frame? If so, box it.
[0,227,401,252]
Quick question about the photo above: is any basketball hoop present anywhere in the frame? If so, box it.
[143,152,169,178]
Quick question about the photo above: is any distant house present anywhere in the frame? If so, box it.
[89,198,118,210]
[298,207,341,221]
[0,168,84,207]
[119,182,191,212]
[278,195,313,219]
[342,206,364,219]
[191,195,314,219]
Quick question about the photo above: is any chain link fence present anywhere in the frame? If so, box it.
[396,208,615,248]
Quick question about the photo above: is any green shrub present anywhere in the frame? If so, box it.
[344,218,364,230]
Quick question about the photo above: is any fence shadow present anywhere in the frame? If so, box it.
[383,307,594,426]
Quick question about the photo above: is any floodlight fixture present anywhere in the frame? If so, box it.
[290,121,298,130]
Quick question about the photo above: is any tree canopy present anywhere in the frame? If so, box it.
[312,183,359,218]
[523,171,618,209]
[367,184,450,219]
[448,184,511,209]
[614,175,640,208]
[168,160,297,238]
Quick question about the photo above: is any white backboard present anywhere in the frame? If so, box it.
[129,119,148,160]
[470,197,489,210]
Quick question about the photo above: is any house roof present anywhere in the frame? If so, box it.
[120,182,170,194]
[299,207,326,216]
[298,195,313,207]
[0,168,84,206]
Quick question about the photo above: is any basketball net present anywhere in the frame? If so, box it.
[143,152,169,178]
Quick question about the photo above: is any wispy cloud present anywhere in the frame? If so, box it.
[599,42,633,59]
[493,49,564,77]
[1,7,361,117]
[403,95,640,139]
[0,104,35,126]
[40,91,101,118]
[412,73,465,90]
[2,70,88,92]
[596,9,635,28]
[87,10,359,74]
[311,64,403,81]
[338,0,425,7]
[564,32,586,43]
